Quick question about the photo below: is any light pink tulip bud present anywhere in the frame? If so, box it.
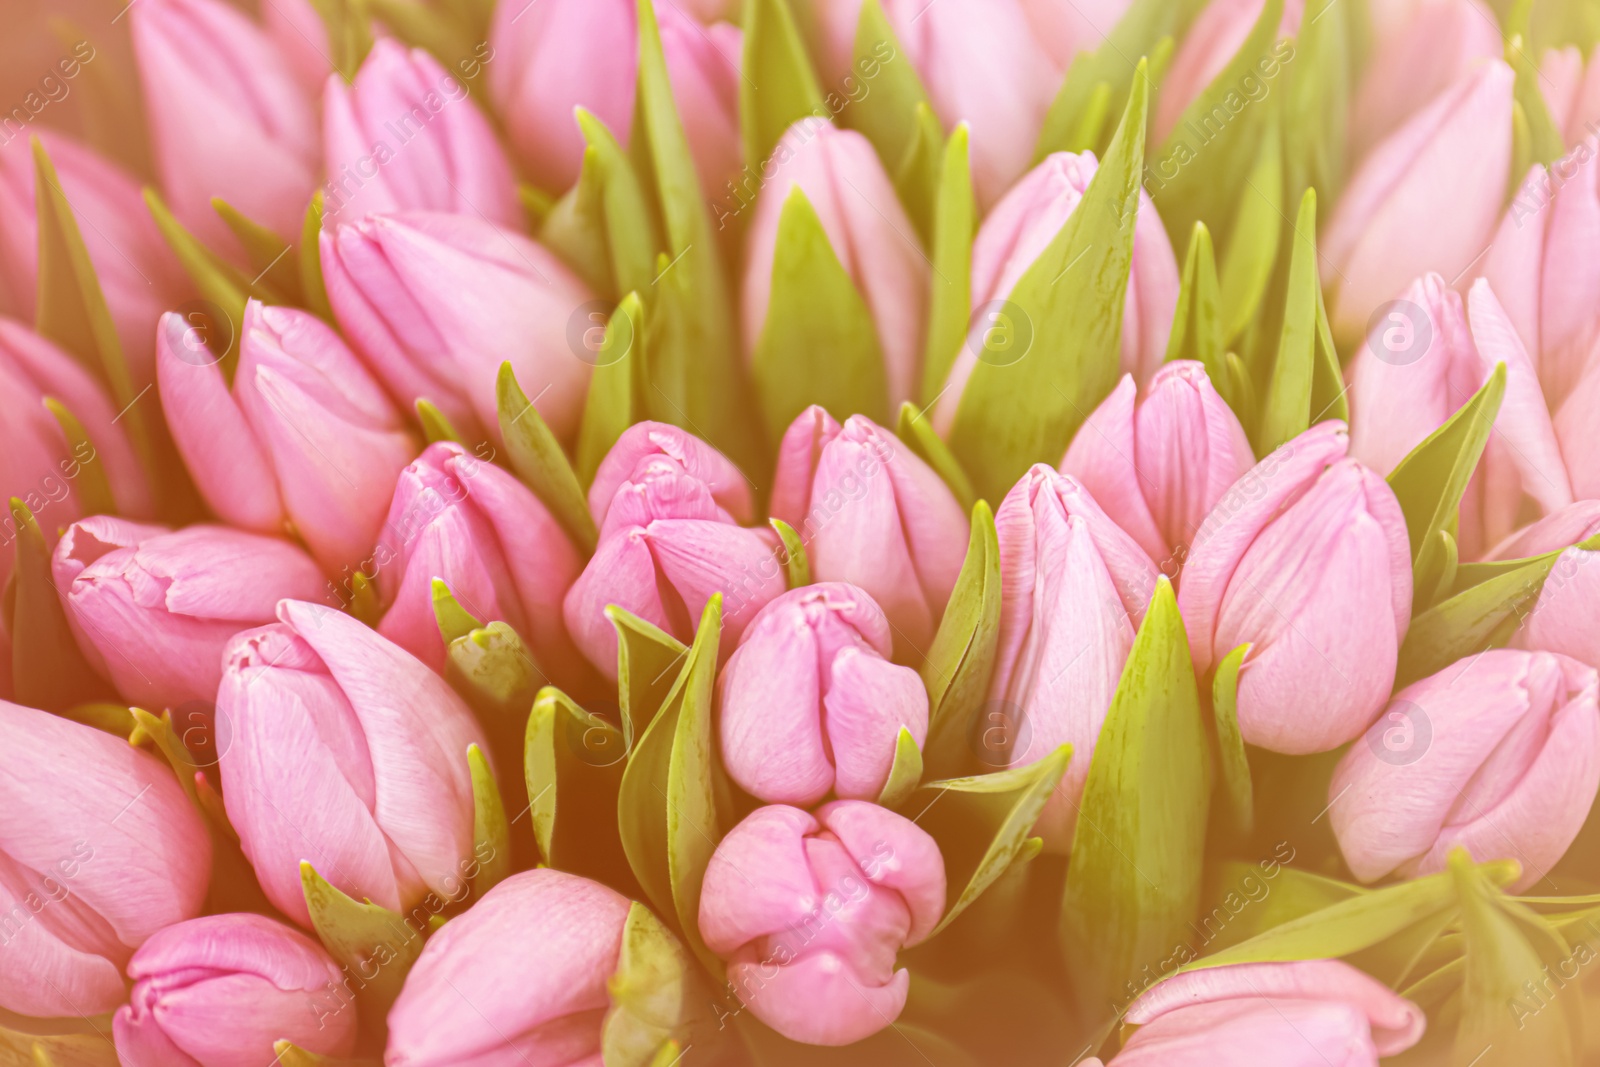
[659,13,744,201]
[374,442,589,691]
[1557,360,1600,514]
[1488,502,1600,670]
[742,124,928,409]
[699,802,946,1046]
[589,420,755,528]
[323,39,521,228]
[770,408,968,654]
[1177,423,1413,754]
[1347,276,1572,559]
[1061,361,1256,571]
[0,699,211,1018]
[1111,961,1426,1065]
[1330,649,1600,892]
[718,584,928,805]
[218,600,489,927]
[158,301,420,576]
[987,465,1161,849]
[52,517,327,710]
[1324,60,1515,346]
[385,869,632,1066]
[1154,0,1305,143]
[565,440,784,677]
[263,0,332,96]
[322,211,593,445]
[1347,0,1501,160]
[935,151,1180,432]
[113,913,357,1067]
[130,0,318,248]
[1541,46,1600,145]
[1018,0,1136,74]
[0,132,186,391]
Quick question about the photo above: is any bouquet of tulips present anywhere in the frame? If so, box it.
[5,0,1600,1062]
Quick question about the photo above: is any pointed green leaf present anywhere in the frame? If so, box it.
[300,191,333,320]
[1211,643,1253,835]
[271,1042,377,1067]
[1255,188,1320,455]
[921,501,1002,780]
[769,518,811,589]
[740,0,827,169]
[0,1028,116,1067]
[213,198,301,301]
[525,687,632,886]
[896,401,976,511]
[414,398,462,444]
[307,0,375,79]
[1310,276,1348,425]
[576,293,646,486]
[1216,114,1283,346]
[346,571,382,627]
[446,622,543,723]
[568,109,662,298]
[431,579,482,645]
[610,607,690,753]
[1166,222,1225,378]
[878,727,924,809]
[127,707,204,813]
[41,399,114,517]
[300,862,427,1024]
[10,500,108,710]
[467,744,511,895]
[891,103,945,244]
[143,187,269,374]
[1197,861,1364,956]
[1509,34,1566,167]
[920,124,974,407]
[847,0,934,174]
[543,144,617,295]
[496,362,599,553]
[600,902,706,1066]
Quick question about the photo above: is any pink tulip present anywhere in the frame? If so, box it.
[1154,0,1305,144]
[988,465,1161,849]
[0,699,211,1018]
[934,151,1181,432]
[1556,362,1600,516]
[52,517,328,710]
[1110,961,1426,1065]
[1541,46,1600,145]
[742,124,928,410]
[1488,502,1600,670]
[699,802,946,1046]
[1324,60,1515,346]
[0,131,186,391]
[588,420,755,528]
[566,433,784,677]
[1330,649,1600,892]
[218,600,489,927]
[322,211,594,445]
[374,442,589,692]
[385,869,632,1066]
[1177,422,1413,754]
[158,300,420,576]
[130,0,318,248]
[770,409,968,655]
[718,584,928,805]
[808,0,1059,208]
[323,39,521,228]
[262,0,332,96]
[1060,360,1256,571]
[1347,276,1572,559]
[113,913,358,1067]
[1018,0,1136,74]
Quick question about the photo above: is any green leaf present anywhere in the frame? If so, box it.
[1254,188,1321,455]
[571,109,662,298]
[127,707,205,812]
[751,188,891,437]
[948,62,1149,502]
[1062,577,1211,1011]
[467,744,512,895]
[1508,34,1565,167]
[1196,861,1363,955]
[307,0,375,79]
[542,142,616,296]
[1165,222,1225,377]
[896,401,976,511]
[740,0,827,169]
[1216,114,1283,347]
[610,606,690,752]
[300,862,426,1027]
[9,500,108,710]
[300,191,333,320]
[1211,643,1253,835]
[524,687,632,886]
[496,362,600,553]
[920,501,1002,780]
[431,579,482,645]
[878,726,924,809]
[0,1027,116,1067]
[912,743,1072,939]
[891,103,946,245]
[365,0,485,98]
[919,125,975,408]
[446,621,544,720]
[769,518,811,589]
[213,198,301,301]
[271,1042,377,1067]
[576,293,646,487]
[414,398,462,444]
[600,902,707,1066]
[41,399,114,517]
[847,0,934,175]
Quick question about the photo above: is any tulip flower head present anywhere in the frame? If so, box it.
[1488,502,1600,670]
[1018,0,1136,74]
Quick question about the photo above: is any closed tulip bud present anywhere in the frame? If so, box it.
[770,409,967,654]
[742,125,928,409]
[159,301,420,576]
[934,151,1181,432]
[1110,961,1426,1065]
[1154,0,1305,143]
[1541,47,1600,145]
[988,465,1161,849]
[218,600,489,927]
[718,584,928,805]
[699,802,946,1046]
[1324,60,1515,346]
[1330,649,1600,891]
[52,517,328,710]
[262,0,331,95]
[1061,361,1256,571]
[323,39,521,228]
[1178,423,1413,754]
[1348,276,1572,558]
[113,913,357,1067]
[0,699,211,1018]
[322,212,594,445]
[1488,502,1600,669]
[130,0,317,248]
[375,442,589,691]
[589,420,755,528]
[1018,0,1136,74]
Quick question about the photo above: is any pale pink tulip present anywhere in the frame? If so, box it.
[263,0,332,96]
[588,420,755,528]
[699,802,946,1046]
[1155,0,1306,144]
[1488,502,1600,675]
[1541,46,1600,145]
[1018,0,1136,73]
[1557,358,1600,509]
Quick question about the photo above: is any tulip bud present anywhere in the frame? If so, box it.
[1347,276,1572,558]
[699,802,946,1046]
[742,125,928,409]
[374,442,589,691]
[218,600,489,927]
[113,913,358,1066]
[1112,961,1426,1065]
[988,465,1161,849]
[0,699,211,1018]
[158,301,420,576]
[589,420,755,528]
[934,151,1181,433]
[770,409,967,654]
[1541,46,1600,145]
[262,0,330,96]
[323,39,522,228]
[130,0,318,248]
[1177,423,1413,754]
[1324,60,1515,346]
[1154,0,1305,143]
[52,517,328,710]
[1488,502,1600,670]
[1330,649,1600,892]
[718,584,928,805]
[322,212,594,445]
[1060,361,1256,571]
[1018,0,1136,74]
